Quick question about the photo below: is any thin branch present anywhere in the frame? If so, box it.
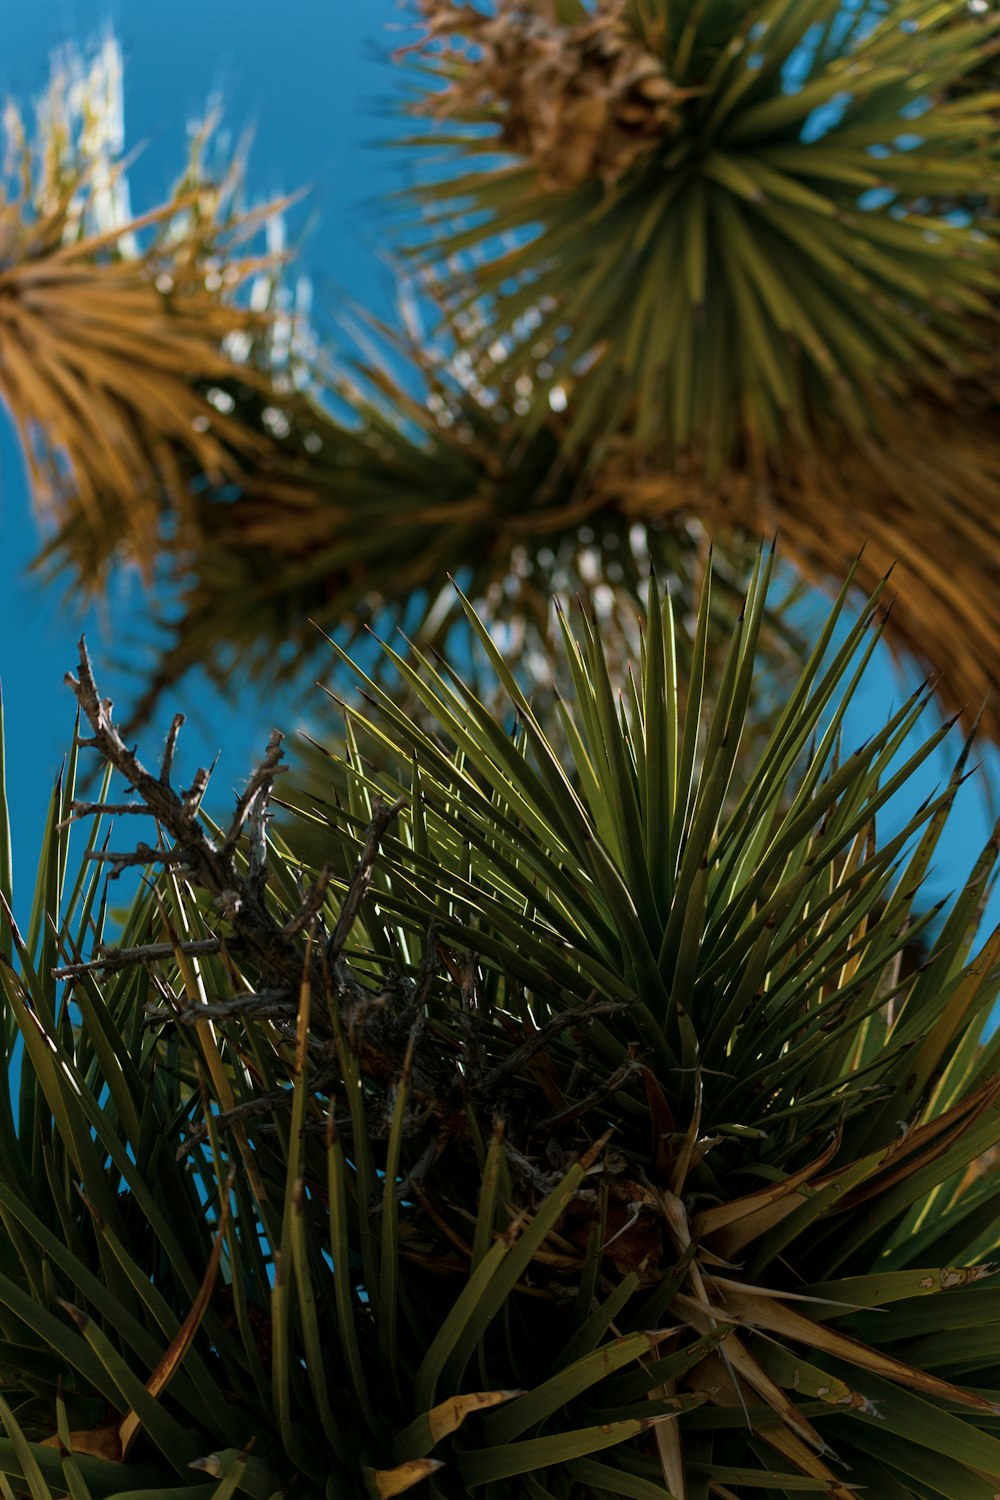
[397,925,442,1032]
[59,801,156,828]
[182,761,216,820]
[328,797,408,961]
[534,1060,638,1134]
[161,713,185,784]
[54,936,223,980]
[246,789,270,897]
[176,1065,341,1158]
[87,843,189,878]
[144,989,293,1025]
[65,638,293,977]
[282,867,331,939]
[222,729,285,860]
[481,997,631,1094]
[370,1134,441,1217]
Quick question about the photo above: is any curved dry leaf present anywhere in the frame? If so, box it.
[40,1424,123,1461]
[425,1388,523,1444]
[97,1187,232,1461]
[692,1127,842,1253]
[368,1458,446,1498]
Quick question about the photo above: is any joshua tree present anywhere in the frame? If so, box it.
[0,7,997,1500]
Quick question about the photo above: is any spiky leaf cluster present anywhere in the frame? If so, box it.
[405,0,1000,460]
[0,564,998,1498]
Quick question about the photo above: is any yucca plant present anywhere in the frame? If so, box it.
[0,555,997,1499]
[9,41,774,735]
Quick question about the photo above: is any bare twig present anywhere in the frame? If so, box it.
[182,762,216,821]
[176,1065,341,1158]
[87,842,189,878]
[65,639,297,981]
[223,729,285,861]
[246,786,270,898]
[369,1134,441,1216]
[59,800,156,828]
[53,937,223,980]
[282,867,331,939]
[161,713,185,784]
[328,796,408,961]
[144,989,293,1024]
[482,998,631,1094]
[535,1060,638,1134]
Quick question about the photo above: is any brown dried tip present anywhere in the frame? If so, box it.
[0,37,300,587]
[413,0,679,191]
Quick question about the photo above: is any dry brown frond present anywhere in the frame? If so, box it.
[411,0,679,189]
[0,242,274,571]
[0,36,303,581]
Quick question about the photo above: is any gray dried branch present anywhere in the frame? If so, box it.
[59,801,157,828]
[143,989,293,1025]
[53,937,223,980]
[88,842,189,878]
[160,713,185,784]
[282,867,332,940]
[536,1058,638,1133]
[61,639,453,1104]
[175,1066,341,1159]
[65,638,306,989]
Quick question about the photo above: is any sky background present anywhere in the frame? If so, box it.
[0,0,997,947]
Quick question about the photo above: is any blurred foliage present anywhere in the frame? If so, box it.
[403,0,1000,461]
[0,36,306,582]
[0,13,997,743]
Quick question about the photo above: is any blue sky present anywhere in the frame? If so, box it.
[0,0,997,949]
